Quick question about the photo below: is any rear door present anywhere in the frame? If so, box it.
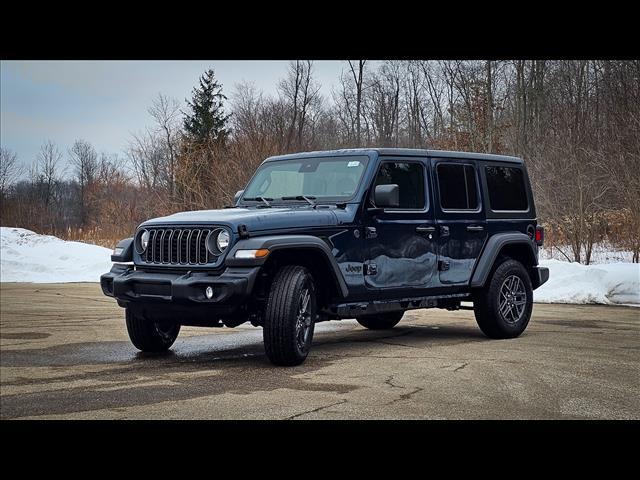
[364,157,438,292]
[431,158,487,284]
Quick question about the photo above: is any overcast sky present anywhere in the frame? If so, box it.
[0,60,353,177]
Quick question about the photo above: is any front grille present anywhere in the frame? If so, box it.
[143,228,214,265]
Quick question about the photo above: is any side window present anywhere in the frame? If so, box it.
[373,161,425,209]
[485,166,528,211]
[437,163,479,210]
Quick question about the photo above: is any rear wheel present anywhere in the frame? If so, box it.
[263,265,317,366]
[125,308,180,352]
[473,258,533,339]
[356,311,404,330]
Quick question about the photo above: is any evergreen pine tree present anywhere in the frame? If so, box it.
[183,69,230,144]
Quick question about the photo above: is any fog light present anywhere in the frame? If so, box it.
[205,286,214,299]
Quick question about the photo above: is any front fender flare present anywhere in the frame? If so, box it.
[470,232,537,288]
[111,238,133,263]
[225,235,349,298]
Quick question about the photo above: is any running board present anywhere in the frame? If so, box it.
[327,293,470,318]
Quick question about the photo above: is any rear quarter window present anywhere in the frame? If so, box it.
[485,166,528,211]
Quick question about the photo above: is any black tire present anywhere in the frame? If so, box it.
[263,265,317,366]
[125,308,181,352]
[473,258,533,339]
[356,311,404,330]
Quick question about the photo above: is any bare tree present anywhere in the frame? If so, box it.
[127,128,166,192]
[148,93,181,197]
[0,147,22,196]
[33,140,64,208]
[332,61,369,147]
[278,61,321,151]
[367,61,402,147]
[69,139,98,225]
[348,60,367,145]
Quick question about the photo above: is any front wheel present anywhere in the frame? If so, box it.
[473,258,533,339]
[263,265,317,366]
[125,308,180,352]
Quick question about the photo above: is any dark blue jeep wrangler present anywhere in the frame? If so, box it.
[101,148,549,366]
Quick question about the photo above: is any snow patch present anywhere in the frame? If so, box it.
[536,259,639,306]
[0,227,113,283]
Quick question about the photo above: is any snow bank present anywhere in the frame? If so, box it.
[1,227,638,306]
[536,259,640,306]
[0,227,112,283]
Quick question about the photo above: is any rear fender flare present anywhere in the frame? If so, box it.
[470,232,537,288]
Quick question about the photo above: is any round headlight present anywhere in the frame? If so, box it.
[216,230,230,251]
[141,230,150,251]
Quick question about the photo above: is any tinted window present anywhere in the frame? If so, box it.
[437,164,479,210]
[485,166,528,211]
[373,162,425,209]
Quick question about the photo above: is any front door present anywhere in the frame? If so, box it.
[432,159,488,284]
[364,159,438,292]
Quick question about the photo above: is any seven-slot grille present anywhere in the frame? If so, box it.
[143,228,216,265]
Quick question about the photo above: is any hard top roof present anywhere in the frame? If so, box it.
[264,148,523,164]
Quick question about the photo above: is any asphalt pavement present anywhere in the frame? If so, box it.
[1,283,638,419]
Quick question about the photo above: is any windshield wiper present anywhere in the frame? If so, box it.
[244,196,273,207]
[281,195,317,207]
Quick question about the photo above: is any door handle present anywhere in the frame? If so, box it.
[467,225,484,232]
[416,226,436,233]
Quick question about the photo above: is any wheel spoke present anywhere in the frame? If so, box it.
[295,288,313,350]
[500,300,511,317]
[301,289,310,313]
[510,276,518,293]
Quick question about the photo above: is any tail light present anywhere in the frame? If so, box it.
[535,225,544,246]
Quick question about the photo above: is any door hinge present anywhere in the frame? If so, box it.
[364,263,378,276]
[440,225,450,237]
[365,227,377,239]
[438,260,450,271]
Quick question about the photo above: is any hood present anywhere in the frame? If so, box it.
[140,206,340,233]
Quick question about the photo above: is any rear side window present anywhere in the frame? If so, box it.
[437,163,479,210]
[485,166,528,211]
[373,161,425,209]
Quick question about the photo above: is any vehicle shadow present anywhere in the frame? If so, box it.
[0,321,488,369]
[147,321,488,367]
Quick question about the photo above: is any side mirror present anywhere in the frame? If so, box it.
[234,190,244,204]
[374,184,400,208]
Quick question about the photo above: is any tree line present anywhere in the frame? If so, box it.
[1,60,638,263]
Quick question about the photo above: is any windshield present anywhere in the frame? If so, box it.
[242,155,369,203]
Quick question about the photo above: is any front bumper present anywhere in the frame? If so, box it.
[100,264,260,306]
[531,266,550,290]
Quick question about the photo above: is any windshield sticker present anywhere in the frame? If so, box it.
[347,161,360,167]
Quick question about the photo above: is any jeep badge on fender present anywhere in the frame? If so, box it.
[101,149,549,366]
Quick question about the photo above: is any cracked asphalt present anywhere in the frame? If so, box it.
[1,283,639,419]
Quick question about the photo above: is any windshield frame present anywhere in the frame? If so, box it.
[239,154,371,206]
